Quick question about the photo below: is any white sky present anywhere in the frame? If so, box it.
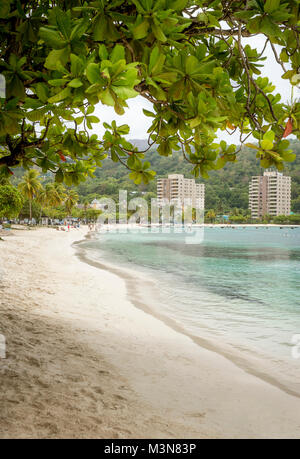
[93,36,299,145]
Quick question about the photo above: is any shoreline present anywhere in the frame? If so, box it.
[75,237,300,400]
[1,227,300,438]
[0,227,190,439]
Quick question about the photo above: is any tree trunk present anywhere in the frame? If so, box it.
[39,207,43,225]
[29,199,32,222]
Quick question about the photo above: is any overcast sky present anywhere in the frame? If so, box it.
[93,36,299,145]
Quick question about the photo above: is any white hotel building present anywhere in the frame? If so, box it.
[157,174,205,209]
[249,171,291,219]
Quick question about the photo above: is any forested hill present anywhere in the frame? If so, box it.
[76,140,300,214]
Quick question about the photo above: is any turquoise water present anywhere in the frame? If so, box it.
[80,227,300,394]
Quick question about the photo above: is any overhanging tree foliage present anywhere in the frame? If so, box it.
[0,0,299,184]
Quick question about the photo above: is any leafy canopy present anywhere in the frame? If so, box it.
[0,185,23,219]
[0,0,299,184]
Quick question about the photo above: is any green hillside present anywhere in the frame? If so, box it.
[76,140,300,214]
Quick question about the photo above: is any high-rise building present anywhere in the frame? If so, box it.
[249,171,291,219]
[157,174,205,209]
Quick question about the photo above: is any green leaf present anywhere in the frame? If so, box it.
[113,100,125,115]
[260,17,281,37]
[86,116,100,123]
[45,48,69,70]
[227,145,236,154]
[113,86,138,99]
[189,117,202,128]
[93,14,106,41]
[263,130,275,143]
[254,0,265,12]
[111,45,125,63]
[234,10,254,20]
[276,162,284,171]
[207,13,220,28]
[75,116,84,125]
[133,20,149,39]
[118,124,130,135]
[171,0,188,11]
[54,8,71,39]
[220,140,227,151]
[48,87,72,103]
[143,109,155,117]
[169,79,184,100]
[99,44,108,60]
[86,106,95,115]
[215,157,226,169]
[281,151,296,162]
[260,158,271,168]
[86,63,101,84]
[70,54,84,76]
[131,0,146,13]
[0,0,12,18]
[247,18,260,34]
[264,0,280,13]
[114,68,139,87]
[279,49,288,63]
[200,166,209,179]
[246,143,259,150]
[70,18,89,41]
[134,173,142,185]
[100,88,115,106]
[92,14,119,41]
[268,151,282,160]
[197,61,216,75]
[152,23,167,42]
[8,75,25,99]
[282,70,296,80]
[149,46,161,73]
[39,27,67,49]
[26,107,48,122]
[49,79,67,87]
[35,83,48,103]
[261,139,273,150]
[68,78,83,88]
[185,55,199,75]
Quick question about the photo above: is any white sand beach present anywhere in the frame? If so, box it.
[1,227,300,439]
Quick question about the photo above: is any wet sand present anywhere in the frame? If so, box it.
[1,227,300,438]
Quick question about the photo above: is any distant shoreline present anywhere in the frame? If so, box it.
[196,224,300,228]
[87,223,300,230]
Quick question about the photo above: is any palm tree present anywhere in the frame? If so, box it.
[18,170,42,221]
[206,209,216,223]
[37,183,66,220]
[38,183,66,209]
[64,189,78,215]
[53,182,66,202]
